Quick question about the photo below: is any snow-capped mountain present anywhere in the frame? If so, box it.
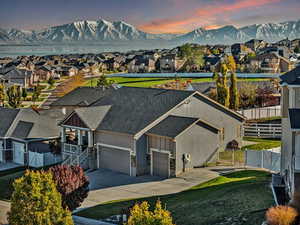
[1,19,300,45]
[175,20,300,44]
[0,19,175,43]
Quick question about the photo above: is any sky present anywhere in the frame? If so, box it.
[0,0,299,34]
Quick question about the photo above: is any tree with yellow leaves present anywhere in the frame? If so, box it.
[125,200,174,225]
[8,170,74,225]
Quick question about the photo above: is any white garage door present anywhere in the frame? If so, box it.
[13,142,25,165]
[98,147,131,175]
[152,151,170,178]
[0,140,3,162]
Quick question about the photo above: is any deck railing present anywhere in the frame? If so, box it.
[243,123,282,138]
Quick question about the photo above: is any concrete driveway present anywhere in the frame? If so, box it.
[81,167,225,209]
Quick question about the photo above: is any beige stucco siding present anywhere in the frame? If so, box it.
[175,124,220,175]
[171,96,242,149]
[281,118,293,173]
[95,131,134,150]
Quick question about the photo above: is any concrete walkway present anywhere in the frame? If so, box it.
[80,167,222,209]
[0,200,9,224]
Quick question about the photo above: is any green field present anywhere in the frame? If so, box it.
[76,170,274,225]
[85,77,270,88]
[242,137,281,150]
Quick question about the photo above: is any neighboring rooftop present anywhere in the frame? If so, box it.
[280,67,300,85]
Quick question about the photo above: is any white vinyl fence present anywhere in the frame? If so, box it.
[243,123,282,138]
[238,105,281,120]
[245,149,281,172]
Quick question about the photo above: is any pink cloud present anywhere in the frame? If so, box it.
[139,0,282,33]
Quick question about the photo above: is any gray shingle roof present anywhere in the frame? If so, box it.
[0,107,20,137]
[11,121,34,139]
[75,105,111,130]
[92,87,194,134]
[50,86,115,107]
[289,109,300,129]
[148,115,198,138]
[280,67,300,85]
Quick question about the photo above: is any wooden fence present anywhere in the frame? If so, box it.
[243,123,282,138]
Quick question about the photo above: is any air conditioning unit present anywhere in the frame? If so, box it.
[183,153,191,163]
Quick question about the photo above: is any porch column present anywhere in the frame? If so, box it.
[61,127,66,143]
[77,130,83,145]
[88,131,93,148]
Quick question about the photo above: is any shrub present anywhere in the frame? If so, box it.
[49,165,89,211]
[8,170,73,225]
[266,205,297,225]
[125,200,174,225]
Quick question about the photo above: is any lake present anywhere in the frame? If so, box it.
[0,41,177,58]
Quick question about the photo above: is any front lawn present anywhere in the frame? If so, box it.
[76,170,274,225]
[242,137,281,150]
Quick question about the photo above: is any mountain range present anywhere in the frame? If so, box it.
[1,19,300,45]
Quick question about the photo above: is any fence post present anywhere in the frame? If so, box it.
[261,150,264,169]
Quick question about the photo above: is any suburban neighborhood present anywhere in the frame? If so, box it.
[1,1,300,224]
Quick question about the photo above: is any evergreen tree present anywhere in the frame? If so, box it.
[32,85,42,103]
[8,170,74,225]
[6,85,22,108]
[0,83,5,106]
[229,72,239,110]
[21,88,27,100]
[96,75,113,88]
[216,64,230,107]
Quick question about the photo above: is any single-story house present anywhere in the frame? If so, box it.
[0,107,64,167]
[58,86,245,177]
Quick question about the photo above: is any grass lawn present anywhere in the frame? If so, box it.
[0,168,25,201]
[242,137,281,150]
[76,170,274,225]
[85,77,270,88]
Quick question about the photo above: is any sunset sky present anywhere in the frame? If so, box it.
[0,0,299,34]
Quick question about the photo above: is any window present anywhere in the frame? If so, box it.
[237,125,242,137]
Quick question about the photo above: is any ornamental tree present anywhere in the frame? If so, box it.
[125,200,174,225]
[229,72,239,110]
[8,170,73,225]
[6,85,22,108]
[49,165,89,211]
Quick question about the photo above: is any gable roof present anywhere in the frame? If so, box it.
[0,107,65,140]
[11,121,34,139]
[0,107,20,137]
[73,105,111,130]
[50,86,116,107]
[91,87,194,135]
[289,109,300,130]
[147,115,199,138]
[280,67,300,85]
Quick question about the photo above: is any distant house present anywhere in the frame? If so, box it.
[0,107,64,167]
[128,56,156,73]
[0,69,34,88]
[160,54,184,72]
[245,39,267,52]
[57,86,245,177]
[34,66,55,81]
[204,55,221,72]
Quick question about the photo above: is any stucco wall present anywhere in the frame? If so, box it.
[95,131,134,150]
[171,95,243,149]
[136,135,148,175]
[175,123,220,175]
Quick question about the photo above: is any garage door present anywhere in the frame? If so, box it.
[13,142,25,165]
[98,147,131,175]
[152,151,170,178]
[0,140,3,162]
